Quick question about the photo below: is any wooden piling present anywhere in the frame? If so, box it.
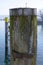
[10,8,37,65]
[5,17,9,62]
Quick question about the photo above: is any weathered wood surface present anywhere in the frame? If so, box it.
[12,49,34,59]
[10,8,37,65]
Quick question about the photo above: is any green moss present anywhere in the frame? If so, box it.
[10,16,17,36]
[10,16,14,31]
[20,16,26,33]
[10,16,14,49]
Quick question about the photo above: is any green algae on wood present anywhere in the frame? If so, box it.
[20,16,26,33]
[10,8,37,65]
[31,16,37,65]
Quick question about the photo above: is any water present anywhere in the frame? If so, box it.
[0,21,5,65]
[37,25,43,65]
[0,20,43,65]
[0,21,10,65]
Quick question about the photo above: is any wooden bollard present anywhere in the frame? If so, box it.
[10,8,37,65]
[5,17,9,62]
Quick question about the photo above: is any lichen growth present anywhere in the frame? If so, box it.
[10,16,14,50]
[10,16,14,31]
[20,16,26,33]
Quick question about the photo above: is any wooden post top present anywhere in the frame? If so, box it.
[10,8,37,16]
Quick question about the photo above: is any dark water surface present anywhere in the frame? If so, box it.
[0,21,43,65]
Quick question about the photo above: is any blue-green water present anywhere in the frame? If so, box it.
[37,25,43,65]
[0,21,5,65]
[0,21,10,65]
[0,21,43,65]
